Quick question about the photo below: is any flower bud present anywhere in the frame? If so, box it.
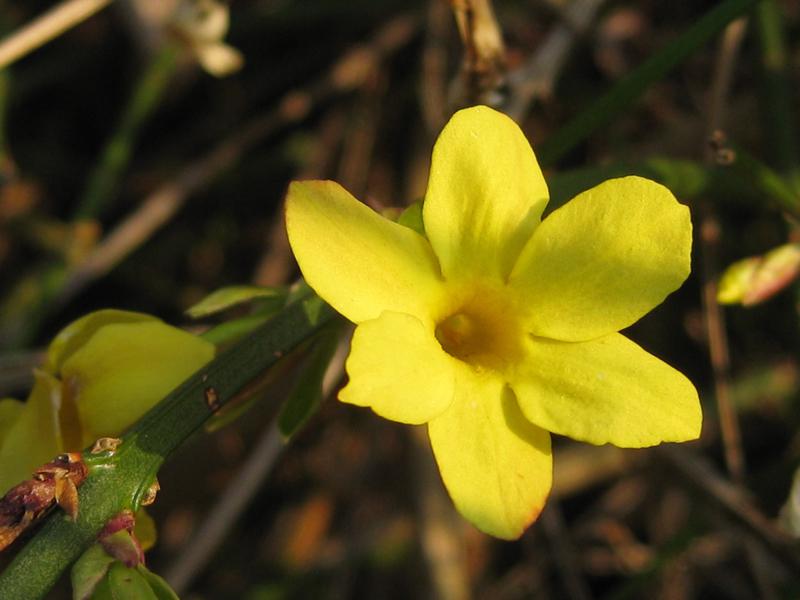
[717,243,800,306]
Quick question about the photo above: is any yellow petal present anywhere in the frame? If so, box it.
[510,333,701,447]
[0,398,23,443]
[47,309,157,373]
[286,180,445,324]
[428,368,552,539]
[195,42,244,77]
[423,106,549,282]
[509,176,692,341]
[339,312,456,424]
[0,370,62,494]
[60,321,215,445]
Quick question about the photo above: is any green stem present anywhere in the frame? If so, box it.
[538,0,760,166]
[753,0,800,193]
[0,294,336,599]
[73,46,178,220]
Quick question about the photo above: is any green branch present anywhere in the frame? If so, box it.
[0,295,336,599]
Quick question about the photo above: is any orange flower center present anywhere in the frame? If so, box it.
[434,285,526,371]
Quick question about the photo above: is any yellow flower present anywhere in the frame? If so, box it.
[0,310,214,494]
[285,106,701,539]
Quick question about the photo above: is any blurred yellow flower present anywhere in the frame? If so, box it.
[286,105,701,539]
[0,310,214,494]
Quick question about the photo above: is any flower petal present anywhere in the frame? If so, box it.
[286,180,445,324]
[423,106,549,282]
[60,321,215,445]
[510,333,701,447]
[0,370,62,494]
[0,398,23,443]
[428,368,552,539]
[339,311,456,424]
[509,176,692,341]
[47,309,157,373]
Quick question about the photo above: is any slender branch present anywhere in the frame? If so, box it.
[0,0,113,70]
[0,295,336,599]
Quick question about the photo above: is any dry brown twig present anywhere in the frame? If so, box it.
[699,15,778,598]
[0,0,113,69]
[448,0,506,106]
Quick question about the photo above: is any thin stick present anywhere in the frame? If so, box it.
[703,16,778,599]
[699,215,741,478]
[448,0,506,105]
[0,0,113,70]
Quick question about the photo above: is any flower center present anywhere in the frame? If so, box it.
[434,287,525,370]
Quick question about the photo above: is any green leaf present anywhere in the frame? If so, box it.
[186,285,287,319]
[135,566,180,600]
[396,201,425,236]
[200,314,272,346]
[105,562,158,600]
[278,327,342,439]
[71,544,115,600]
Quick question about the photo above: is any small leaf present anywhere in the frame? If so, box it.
[134,509,157,552]
[186,285,286,319]
[301,295,328,327]
[71,544,115,600]
[106,562,158,600]
[396,201,425,236]
[136,565,180,600]
[278,328,342,439]
[200,314,271,346]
